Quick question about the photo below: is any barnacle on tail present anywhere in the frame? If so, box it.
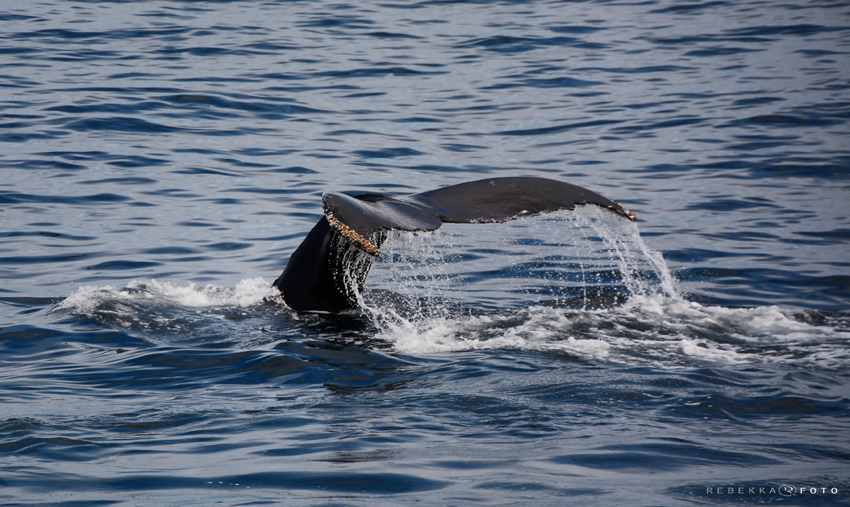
[326,214,381,257]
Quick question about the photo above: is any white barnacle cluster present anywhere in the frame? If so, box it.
[326,214,381,257]
[618,204,637,221]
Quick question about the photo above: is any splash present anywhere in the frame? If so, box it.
[566,206,677,299]
[56,277,281,318]
[366,206,675,314]
[50,212,850,368]
[363,208,850,367]
[54,277,286,347]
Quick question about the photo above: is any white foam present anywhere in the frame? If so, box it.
[365,214,849,366]
[55,284,125,317]
[678,339,752,364]
[376,307,612,358]
[372,296,849,366]
[57,277,281,317]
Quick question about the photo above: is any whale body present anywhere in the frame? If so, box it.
[273,177,636,312]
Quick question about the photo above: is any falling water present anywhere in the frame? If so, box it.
[359,208,692,354]
[366,206,677,316]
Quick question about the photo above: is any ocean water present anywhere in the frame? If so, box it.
[2,0,849,505]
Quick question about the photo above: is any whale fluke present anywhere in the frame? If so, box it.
[273,177,636,312]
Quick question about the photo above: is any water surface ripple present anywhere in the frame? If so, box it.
[1,0,849,505]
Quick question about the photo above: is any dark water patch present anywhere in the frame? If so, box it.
[735,114,843,128]
[774,443,850,463]
[553,442,778,471]
[0,131,64,143]
[161,93,326,116]
[1,435,101,461]
[227,187,315,196]
[340,91,387,98]
[212,157,275,169]
[731,96,786,107]
[742,160,850,179]
[231,147,300,158]
[691,46,764,57]
[194,471,451,494]
[0,13,41,22]
[726,24,847,38]
[0,72,40,86]
[642,23,842,47]
[173,167,241,177]
[352,147,425,159]
[649,1,731,14]
[365,31,423,39]
[78,177,158,186]
[686,198,778,213]
[725,139,790,151]
[6,470,450,495]
[46,102,171,115]
[76,344,410,392]
[0,192,130,205]
[0,231,95,241]
[175,220,217,228]
[486,76,602,90]
[4,159,86,171]
[0,120,39,130]
[11,27,192,41]
[0,47,39,58]
[206,242,251,251]
[636,163,696,174]
[0,298,60,312]
[475,481,561,492]
[576,65,692,75]
[106,72,163,80]
[0,325,148,358]
[675,267,850,310]
[496,119,622,136]
[87,260,162,271]
[0,325,76,359]
[796,230,850,241]
[298,14,375,29]
[669,393,850,420]
[63,117,182,134]
[313,66,446,79]
[142,247,200,255]
[197,198,240,206]
[45,50,128,62]
[244,41,301,52]
[268,165,318,174]
[116,349,314,388]
[549,25,606,35]
[153,46,268,58]
[392,116,444,123]
[612,116,704,134]
[35,151,170,168]
[457,35,606,53]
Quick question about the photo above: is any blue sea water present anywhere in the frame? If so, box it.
[2,0,850,505]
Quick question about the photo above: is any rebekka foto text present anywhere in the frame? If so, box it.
[705,485,839,496]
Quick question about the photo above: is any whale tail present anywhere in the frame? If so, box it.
[273,177,636,312]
